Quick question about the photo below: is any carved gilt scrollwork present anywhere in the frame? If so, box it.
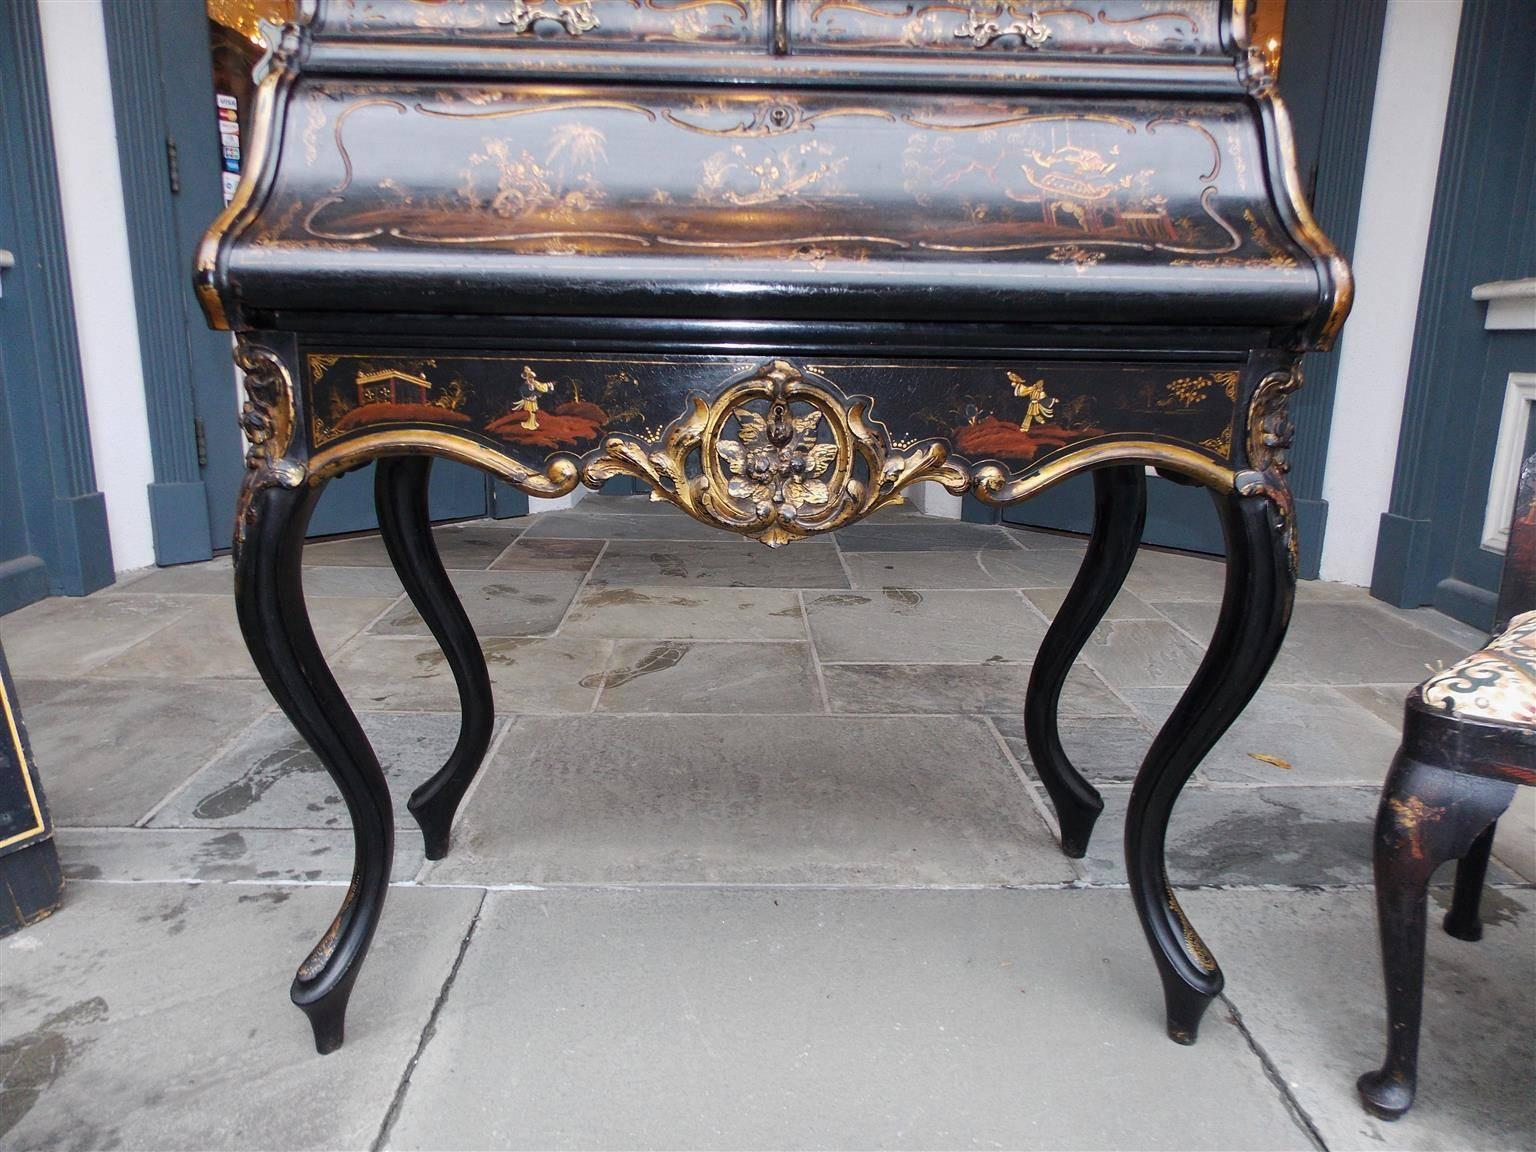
[586,360,970,547]
[954,8,1052,50]
[1235,366,1301,575]
[497,1,600,36]
[233,341,306,556]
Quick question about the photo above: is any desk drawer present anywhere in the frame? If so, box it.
[310,0,772,51]
[301,350,1239,472]
[787,1,1226,58]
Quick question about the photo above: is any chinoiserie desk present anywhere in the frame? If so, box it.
[200,0,1351,1054]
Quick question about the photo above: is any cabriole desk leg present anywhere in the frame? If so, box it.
[1024,464,1146,857]
[375,456,494,860]
[1125,485,1293,1043]
[235,479,394,1054]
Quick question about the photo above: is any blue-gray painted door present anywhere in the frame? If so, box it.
[154,2,493,544]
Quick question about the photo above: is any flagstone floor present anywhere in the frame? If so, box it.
[2,495,1532,1151]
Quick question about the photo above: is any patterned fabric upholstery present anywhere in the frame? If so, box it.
[1419,610,1536,727]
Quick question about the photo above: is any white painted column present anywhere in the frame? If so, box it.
[1318,0,1463,585]
[37,0,157,574]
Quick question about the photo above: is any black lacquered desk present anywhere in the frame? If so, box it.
[200,0,1350,1053]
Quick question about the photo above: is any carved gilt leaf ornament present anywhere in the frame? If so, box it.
[233,341,306,556]
[586,360,970,547]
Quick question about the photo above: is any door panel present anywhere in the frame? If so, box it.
[154,1,494,545]
[307,462,491,537]
[1001,472,1224,554]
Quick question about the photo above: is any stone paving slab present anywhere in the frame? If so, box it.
[593,640,820,714]
[304,519,522,569]
[804,589,1046,663]
[426,715,1072,886]
[830,520,1023,552]
[840,546,1087,589]
[148,712,508,833]
[90,596,394,680]
[1022,585,1165,622]
[0,593,203,677]
[0,881,481,1151]
[1185,886,1536,1151]
[369,570,583,638]
[328,634,608,712]
[522,510,725,541]
[485,537,605,573]
[1156,599,1469,686]
[55,826,423,884]
[991,713,1155,785]
[561,586,807,640]
[589,538,849,589]
[15,678,271,826]
[1078,618,1207,688]
[1123,683,1404,786]
[1121,548,1227,602]
[385,887,1310,1151]
[821,662,1128,717]
[1079,784,1384,887]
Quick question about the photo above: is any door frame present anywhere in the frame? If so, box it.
[0,0,113,614]
[1372,0,1536,628]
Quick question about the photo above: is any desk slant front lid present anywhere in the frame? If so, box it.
[200,0,1346,346]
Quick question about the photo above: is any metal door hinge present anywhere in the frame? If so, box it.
[166,137,181,195]
[194,416,207,468]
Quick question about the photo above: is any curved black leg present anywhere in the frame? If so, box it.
[375,456,494,860]
[1443,820,1496,942]
[1024,465,1146,857]
[1125,487,1293,1044]
[1358,757,1514,1120]
[236,480,394,1054]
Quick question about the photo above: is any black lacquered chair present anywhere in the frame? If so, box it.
[1358,454,1536,1120]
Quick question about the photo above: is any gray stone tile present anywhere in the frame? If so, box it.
[521,510,724,541]
[148,711,505,832]
[1079,785,1384,886]
[16,679,272,827]
[304,519,522,570]
[1004,526,1091,550]
[1493,788,1536,883]
[90,596,394,680]
[589,538,848,589]
[56,827,421,884]
[1380,602,1491,651]
[301,531,392,567]
[388,887,1309,1151]
[1157,600,1470,686]
[0,881,480,1151]
[117,558,234,596]
[823,663,1031,714]
[560,586,806,640]
[842,547,1087,589]
[1123,684,1404,786]
[569,493,696,517]
[0,594,202,678]
[1336,683,1416,729]
[369,571,582,638]
[300,566,408,598]
[1122,547,1227,602]
[991,713,1154,785]
[1023,585,1165,621]
[427,715,1070,885]
[487,537,605,573]
[824,663,1129,718]
[1188,886,1536,1151]
[832,520,1022,552]
[328,635,607,713]
[1078,618,1206,688]
[593,641,819,714]
[805,589,1046,663]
